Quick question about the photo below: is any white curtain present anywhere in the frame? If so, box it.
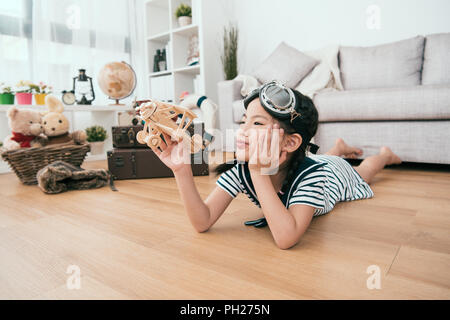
[0,0,146,105]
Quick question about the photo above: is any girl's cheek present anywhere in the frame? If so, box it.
[236,127,245,139]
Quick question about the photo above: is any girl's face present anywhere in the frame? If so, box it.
[236,98,285,162]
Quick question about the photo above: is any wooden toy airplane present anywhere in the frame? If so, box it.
[135,99,204,153]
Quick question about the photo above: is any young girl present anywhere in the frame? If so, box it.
[150,80,401,249]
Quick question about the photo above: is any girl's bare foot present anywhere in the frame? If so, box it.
[335,138,363,159]
[380,146,402,165]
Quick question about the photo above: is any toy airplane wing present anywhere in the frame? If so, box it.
[171,107,198,134]
[160,104,198,126]
[154,103,197,134]
[172,105,197,119]
[152,122,175,136]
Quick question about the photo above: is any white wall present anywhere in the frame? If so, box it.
[200,0,235,103]
[227,0,450,74]
[131,0,148,101]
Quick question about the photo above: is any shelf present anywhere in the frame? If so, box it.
[147,31,170,42]
[149,70,172,77]
[146,24,198,42]
[174,64,200,75]
[144,0,205,113]
[145,0,169,8]
[0,104,134,112]
[148,65,200,78]
[172,24,198,37]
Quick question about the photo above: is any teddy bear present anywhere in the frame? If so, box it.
[41,95,87,145]
[3,107,48,151]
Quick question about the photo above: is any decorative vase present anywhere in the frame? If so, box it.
[0,93,15,104]
[15,92,33,105]
[178,16,192,27]
[34,93,47,105]
[89,141,105,155]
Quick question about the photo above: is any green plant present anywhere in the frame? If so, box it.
[85,125,107,142]
[0,82,13,94]
[221,23,239,80]
[175,3,191,18]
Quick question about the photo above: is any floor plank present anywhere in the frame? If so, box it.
[0,158,449,299]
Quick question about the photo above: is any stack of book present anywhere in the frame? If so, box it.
[150,75,174,102]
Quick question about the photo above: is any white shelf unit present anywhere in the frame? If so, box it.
[144,0,204,104]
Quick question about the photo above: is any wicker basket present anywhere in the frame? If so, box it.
[1,143,91,185]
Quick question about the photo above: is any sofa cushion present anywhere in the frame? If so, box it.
[253,42,319,88]
[314,85,450,122]
[422,33,450,85]
[339,36,425,90]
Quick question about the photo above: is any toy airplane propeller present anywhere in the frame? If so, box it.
[135,99,204,153]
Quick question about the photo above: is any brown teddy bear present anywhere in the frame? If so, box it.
[3,107,48,151]
[41,95,87,145]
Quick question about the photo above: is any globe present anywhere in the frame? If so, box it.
[97,61,137,104]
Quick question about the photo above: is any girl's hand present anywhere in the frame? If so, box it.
[248,123,287,175]
[151,133,191,173]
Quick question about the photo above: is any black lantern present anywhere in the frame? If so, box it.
[73,69,95,105]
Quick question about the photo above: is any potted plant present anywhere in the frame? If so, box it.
[221,24,239,80]
[0,83,15,104]
[34,82,53,105]
[85,125,108,155]
[175,3,192,27]
[15,80,38,105]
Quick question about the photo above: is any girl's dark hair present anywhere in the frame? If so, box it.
[214,89,319,192]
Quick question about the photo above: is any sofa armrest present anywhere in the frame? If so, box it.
[217,80,243,131]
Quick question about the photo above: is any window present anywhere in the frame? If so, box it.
[0,0,138,105]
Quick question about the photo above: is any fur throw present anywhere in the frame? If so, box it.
[37,161,111,194]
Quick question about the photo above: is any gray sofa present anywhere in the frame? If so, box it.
[217,33,450,164]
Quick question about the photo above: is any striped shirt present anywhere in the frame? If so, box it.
[216,155,374,216]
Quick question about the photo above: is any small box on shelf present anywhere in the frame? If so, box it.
[150,75,174,102]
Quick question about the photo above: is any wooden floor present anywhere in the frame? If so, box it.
[0,157,449,299]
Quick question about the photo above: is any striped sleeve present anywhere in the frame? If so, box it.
[288,167,326,209]
[216,164,242,198]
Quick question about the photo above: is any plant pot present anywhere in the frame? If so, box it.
[15,92,33,105]
[89,141,105,155]
[178,16,192,27]
[0,93,15,104]
[34,93,47,105]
